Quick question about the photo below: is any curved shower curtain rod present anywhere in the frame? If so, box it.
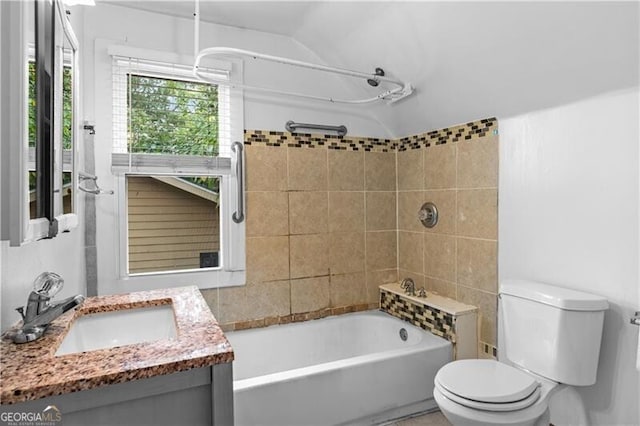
[192,2,413,105]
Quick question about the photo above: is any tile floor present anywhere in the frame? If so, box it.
[390,410,452,426]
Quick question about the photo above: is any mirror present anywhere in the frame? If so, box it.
[23,0,78,240]
[34,0,55,223]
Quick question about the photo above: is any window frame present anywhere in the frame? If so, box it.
[107,47,245,293]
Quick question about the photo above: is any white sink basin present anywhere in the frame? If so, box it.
[55,305,177,356]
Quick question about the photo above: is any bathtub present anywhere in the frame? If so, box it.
[225,310,452,426]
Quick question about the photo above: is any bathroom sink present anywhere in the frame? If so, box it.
[55,305,177,356]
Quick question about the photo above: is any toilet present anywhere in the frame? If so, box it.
[433,280,608,426]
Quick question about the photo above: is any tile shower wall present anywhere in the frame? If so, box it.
[201,119,498,353]
[396,119,499,356]
[202,131,398,330]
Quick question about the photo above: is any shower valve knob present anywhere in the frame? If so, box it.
[418,202,438,228]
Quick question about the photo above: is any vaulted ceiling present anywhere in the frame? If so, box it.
[103,1,639,136]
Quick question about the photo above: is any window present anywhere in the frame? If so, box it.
[111,52,245,288]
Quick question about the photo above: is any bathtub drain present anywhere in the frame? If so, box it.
[399,328,408,341]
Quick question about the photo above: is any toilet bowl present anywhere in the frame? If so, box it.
[434,359,559,426]
[432,280,608,426]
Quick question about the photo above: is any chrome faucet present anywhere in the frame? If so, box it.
[400,278,416,296]
[11,272,85,344]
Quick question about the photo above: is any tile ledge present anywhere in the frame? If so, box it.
[380,283,478,315]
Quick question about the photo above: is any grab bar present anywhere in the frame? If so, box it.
[285,120,347,137]
[231,142,245,223]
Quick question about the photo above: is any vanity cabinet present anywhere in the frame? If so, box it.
[2,364,233,426]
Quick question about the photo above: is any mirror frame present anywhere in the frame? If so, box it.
[53,0,79,233]
[0,0,79,246]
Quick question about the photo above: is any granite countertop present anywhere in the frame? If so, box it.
[0,286,233,405]
[380,283,478,315]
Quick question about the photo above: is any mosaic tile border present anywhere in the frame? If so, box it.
[380,289,456,343]
[396,117,498,151]
[219,303,378,332]
[244,117,496,153]
[244,130,394,153]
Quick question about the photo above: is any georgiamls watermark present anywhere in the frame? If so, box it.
[0,405,61,426]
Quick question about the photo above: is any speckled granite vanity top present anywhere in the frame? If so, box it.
[0,286,233,404]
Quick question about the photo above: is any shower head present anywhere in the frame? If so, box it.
[367,68,385,87]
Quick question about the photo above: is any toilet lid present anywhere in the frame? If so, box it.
[435,359,540,404]
[436,381,541,412]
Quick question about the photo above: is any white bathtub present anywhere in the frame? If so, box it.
[225,310,452,426]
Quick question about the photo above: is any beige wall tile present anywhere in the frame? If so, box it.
[329,191,365,232]
[365,152,396,191]
[291,276,330,314]
[457,189,497,239]
[424,233,456,282]
[397,150,424,190]
[457,285,497,346]
[398,231,423,274]
[366,191,397,231]
[423,190,456,234]
[366,231,397,271]
[245,280,291,319]
[246,236,289,284]
[288,148,327,191]
[457,136,498,189]
[246,191,289,237]
[289,191,328,235]
[398,191,424,232]
[329,232,365,274]
[245,146,287,191]
[217,286,248,323]
[330,272,367,307]
[424,144,456,190]
[328,150,364,191]
[365,269,398,304]
[457,237,497,293]
[290,233,329,279]
[425,277,457,299]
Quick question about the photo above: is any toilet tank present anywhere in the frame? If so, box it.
[499,280,608,386]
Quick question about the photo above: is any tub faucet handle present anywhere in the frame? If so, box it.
[417,287,427,298]
[400,278,416,296]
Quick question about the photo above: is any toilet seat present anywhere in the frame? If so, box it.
[434,359,541,412]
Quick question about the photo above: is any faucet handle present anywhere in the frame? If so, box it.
[33,272,64,297]
[400,278,416,296]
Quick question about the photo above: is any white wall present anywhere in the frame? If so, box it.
[499,88,639,425]
[294,2,639,137]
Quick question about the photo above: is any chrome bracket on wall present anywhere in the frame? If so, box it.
[631,311,640,326]
[419,202,438,228]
